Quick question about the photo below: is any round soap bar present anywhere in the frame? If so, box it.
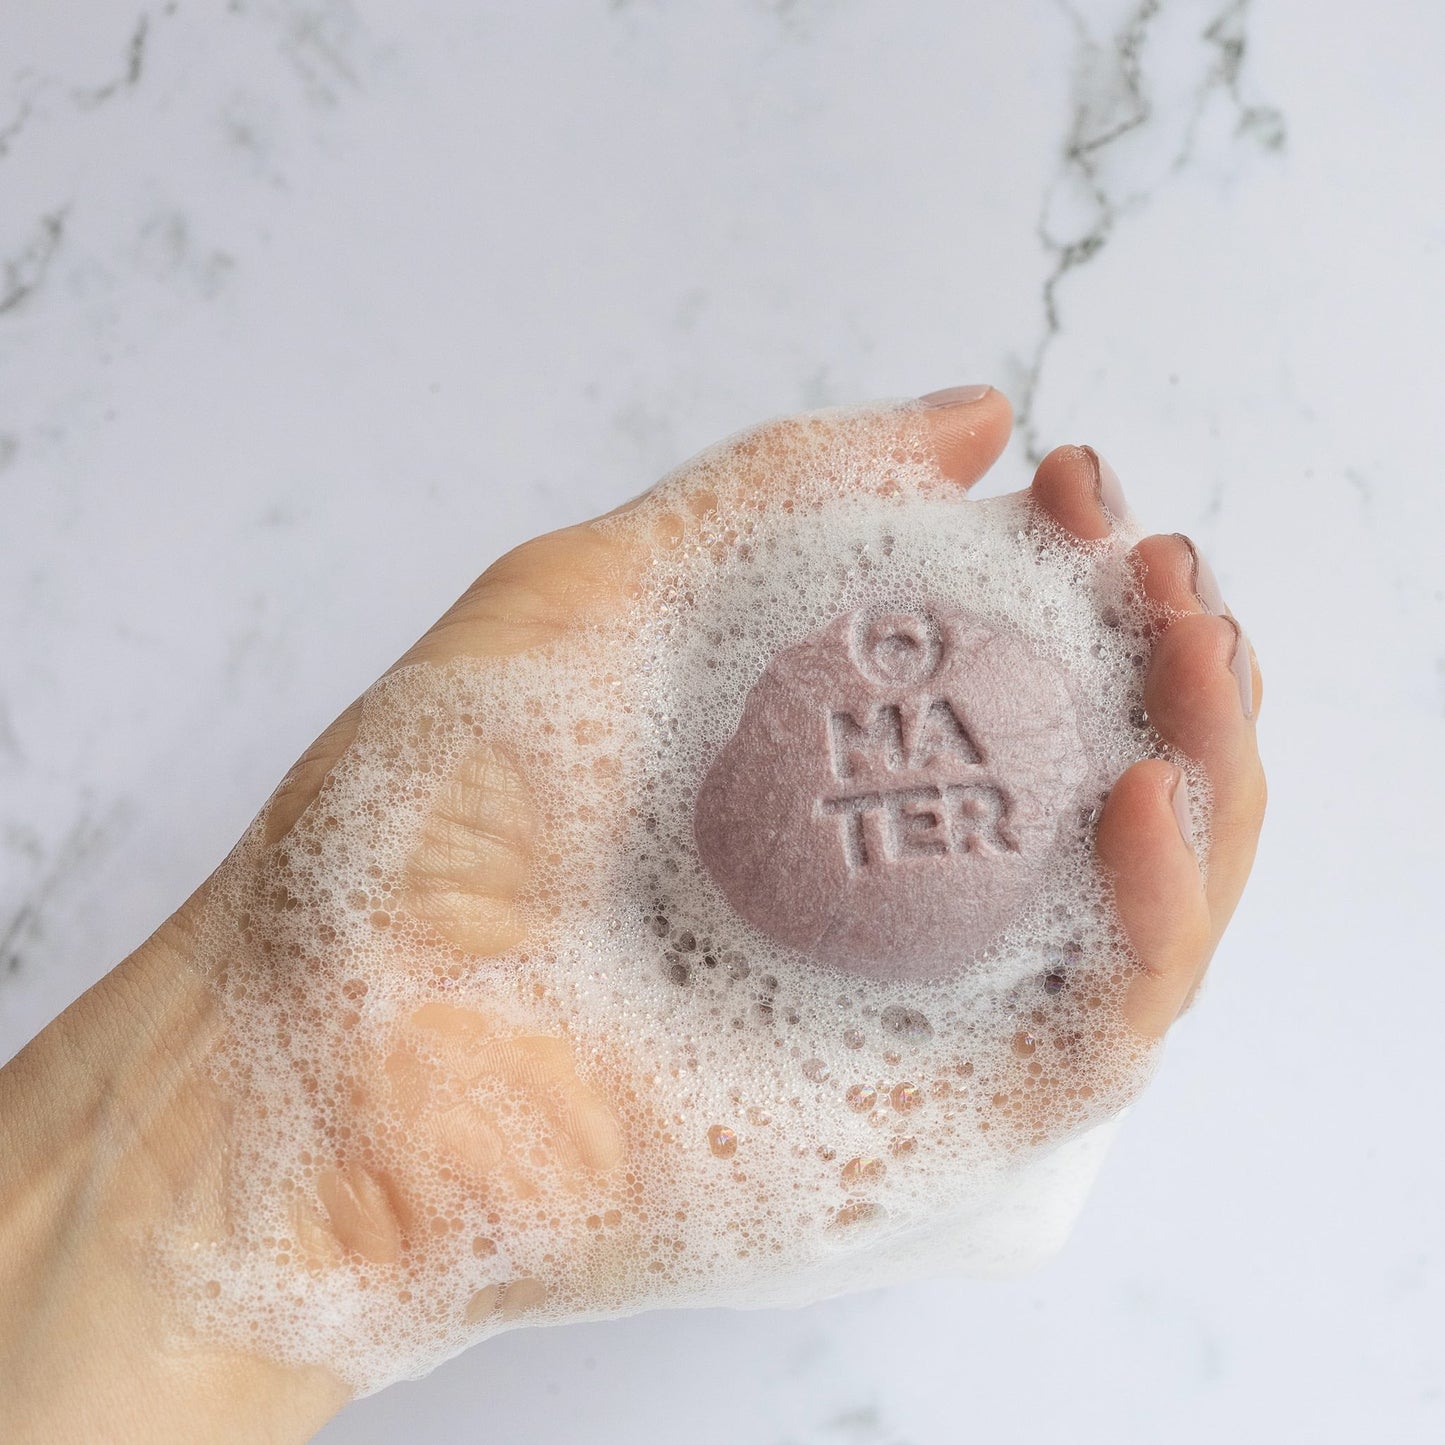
[693,606,1089,982]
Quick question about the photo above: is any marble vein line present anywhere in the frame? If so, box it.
[0,87,37,161]
[0,808,127,987]
[0,6,162,172]
[0,210,67,317]
[1017,0,1286,461]
[73,12,151,109]
[0,7,166,319]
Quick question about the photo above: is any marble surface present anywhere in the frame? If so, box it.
[3,2,1442,1440]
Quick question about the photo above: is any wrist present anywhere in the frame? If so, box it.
[0,911,349,1444]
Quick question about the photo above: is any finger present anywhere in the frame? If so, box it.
[1094,759,1213,1040]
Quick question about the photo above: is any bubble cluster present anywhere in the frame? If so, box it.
[151,404,1202,1393]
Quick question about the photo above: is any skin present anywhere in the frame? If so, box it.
[0,387,1265,1444]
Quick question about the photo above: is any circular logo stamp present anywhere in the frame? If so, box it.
[848,612,943,688]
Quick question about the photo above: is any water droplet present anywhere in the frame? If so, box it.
[846,1084,877,1112]
[802,1057,830,1083]
[890,1082,920,1112]
[880,1005,933,1040]
[841,1156,887,1185]
[745,1106,772,1127]
[1012,1030,1037,1058]
[673,931,696,952]
[707,1125,737,1158]
[1043,971,1066,995]
[890,1136,917,1157]
[842,1027,866,1050]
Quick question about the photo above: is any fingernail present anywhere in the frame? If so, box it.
[1171,768,1196,855]
[1175,534,1226,614]
[918,384,992,408]
[1224,615,1255,720]
[1083,446,1131,525]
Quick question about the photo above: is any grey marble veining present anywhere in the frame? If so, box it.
[3,2,1443,1441]
[1020,0,1286,459]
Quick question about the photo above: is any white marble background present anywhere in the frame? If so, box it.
[3,2,1442,1441]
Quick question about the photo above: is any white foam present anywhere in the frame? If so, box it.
[151,403,1202,1392]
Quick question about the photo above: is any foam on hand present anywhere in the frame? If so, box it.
[151,404,1200,1393]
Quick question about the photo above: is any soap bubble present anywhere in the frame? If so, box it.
[152,403,1184,1392]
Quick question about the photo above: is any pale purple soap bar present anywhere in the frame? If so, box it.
[693,607,1089,982]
